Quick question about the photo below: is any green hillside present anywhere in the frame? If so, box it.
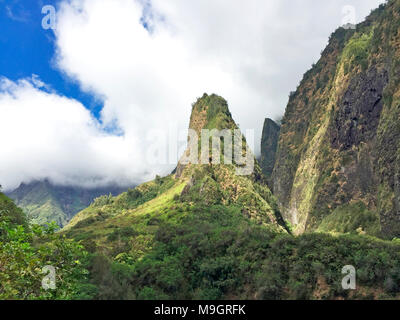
[7,180,125,227]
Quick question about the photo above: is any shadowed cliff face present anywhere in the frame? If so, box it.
[272,0,400,237]
[330,67,388,151]
[260,118,280,187]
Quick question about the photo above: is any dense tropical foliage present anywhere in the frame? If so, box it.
[0,192,91,299]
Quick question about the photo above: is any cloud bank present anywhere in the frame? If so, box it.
[0,0,385,190]
[0,77,155,190]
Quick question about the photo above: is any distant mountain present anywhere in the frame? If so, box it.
[6,180,126,226]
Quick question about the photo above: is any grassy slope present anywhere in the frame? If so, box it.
[65,182,400,299]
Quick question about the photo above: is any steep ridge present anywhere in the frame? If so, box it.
[175,94,285,226]
[273,0,400,237]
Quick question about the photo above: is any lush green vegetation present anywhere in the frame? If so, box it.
[6,180,124,227]
[192,93,237,131]
[342,31,373,73]
[73,203,400,300]
[0,192,91,300]
[0,192,27,227]
[317,202,381,236]
[3,186,400,300]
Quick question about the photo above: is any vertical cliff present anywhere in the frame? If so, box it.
[260,118,280,186]
[273,0,400,237]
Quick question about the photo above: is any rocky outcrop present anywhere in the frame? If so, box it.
[66,94,288,233]
[260,118,280,186]
[330,67,388,150]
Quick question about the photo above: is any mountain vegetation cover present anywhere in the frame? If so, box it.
[272,0,400,237]
[6,180,125,227]
[0,190,91,299]
[60,92,400,300]
[2,0,400,300]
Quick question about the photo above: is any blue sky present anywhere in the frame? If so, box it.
[0,0,102,118]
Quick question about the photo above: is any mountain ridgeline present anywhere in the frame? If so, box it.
[269,0,400,237]
[7,180,125,227]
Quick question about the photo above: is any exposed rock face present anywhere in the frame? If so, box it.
[260,118,280,186]
[330,67,388,151]
[272,0,400,237]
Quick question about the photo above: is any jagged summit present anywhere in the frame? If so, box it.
[188,93,236,133]
[175,94,286,227]
[176,93,248,178]
[65,94,287,233]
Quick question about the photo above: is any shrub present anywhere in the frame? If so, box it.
[107,227,138,241]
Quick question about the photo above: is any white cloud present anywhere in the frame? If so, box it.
[0,77,160,190]
[55,0,385,150]
[0,0,386,190]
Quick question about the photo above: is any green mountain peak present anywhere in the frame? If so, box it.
[189,93,236,133]
[64,93,287,236]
